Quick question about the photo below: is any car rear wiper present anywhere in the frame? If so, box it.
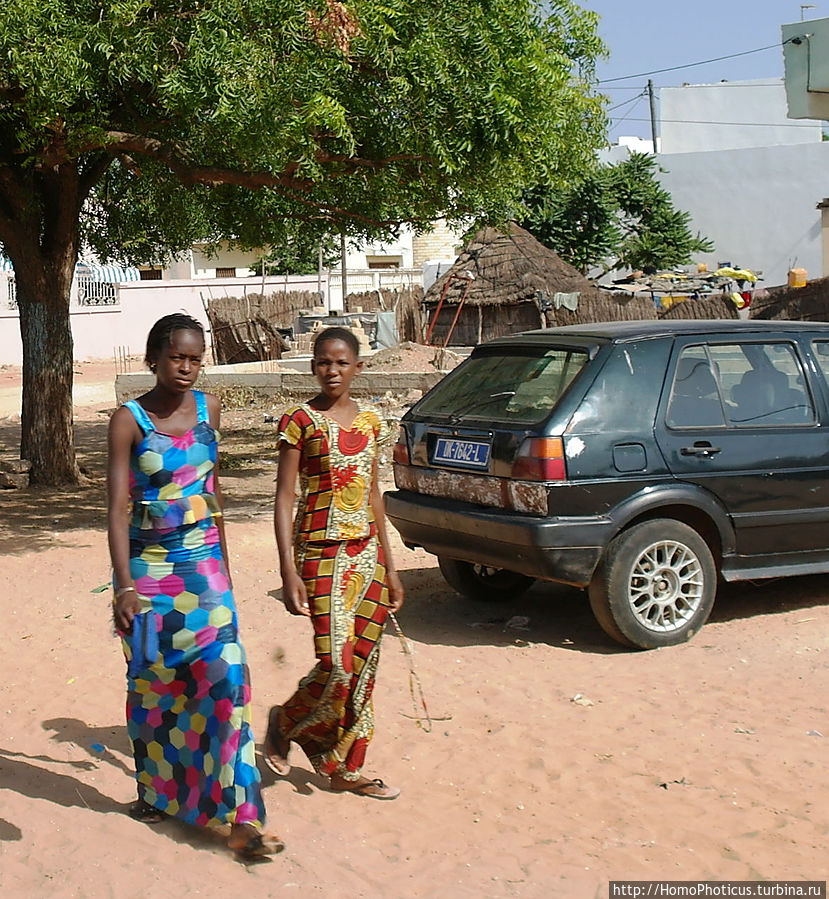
[448,391,516,423]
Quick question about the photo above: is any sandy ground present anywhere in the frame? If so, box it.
[0,363,827,898]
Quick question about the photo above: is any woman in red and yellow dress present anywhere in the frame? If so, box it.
[266,327,405,800]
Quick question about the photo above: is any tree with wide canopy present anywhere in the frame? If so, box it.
[520,152,714,275]
[0,0,605,484]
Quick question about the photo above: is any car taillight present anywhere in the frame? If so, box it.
[392,427,410,465]
[511,437,566,481]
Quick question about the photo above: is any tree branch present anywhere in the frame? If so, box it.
[99,132,291,185]
[78,152,114,203]
[95,132,426,227]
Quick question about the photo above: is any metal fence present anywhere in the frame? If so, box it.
[5,275,15,310]
[1,274,121,311]
[76,278,119,306]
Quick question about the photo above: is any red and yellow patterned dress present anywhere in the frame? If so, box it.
[275,402,391,781]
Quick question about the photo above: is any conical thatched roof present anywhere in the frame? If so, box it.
[425,224,602,307]
[424,224,656,325]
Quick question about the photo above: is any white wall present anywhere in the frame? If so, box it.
[190,242,260,277]
[345,224,415,270]
[654,140,829,287]
[0,274,325,365]
[659,79,822,154]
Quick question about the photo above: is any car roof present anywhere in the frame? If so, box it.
[480,319,829,349]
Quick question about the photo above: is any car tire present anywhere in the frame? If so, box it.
[437,557,535,602]
[588,519,717,650]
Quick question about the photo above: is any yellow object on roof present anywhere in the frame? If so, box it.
[788,268,807,288]
[715,267,757,282]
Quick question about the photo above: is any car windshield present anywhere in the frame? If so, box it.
[414,347,589,424]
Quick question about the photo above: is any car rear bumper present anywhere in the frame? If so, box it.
[384,489,610,587]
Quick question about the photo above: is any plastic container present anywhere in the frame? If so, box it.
[788,268,807,288]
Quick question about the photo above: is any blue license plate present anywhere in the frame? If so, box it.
[432,436,491,470]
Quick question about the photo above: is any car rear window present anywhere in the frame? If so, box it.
[414,347,589,424]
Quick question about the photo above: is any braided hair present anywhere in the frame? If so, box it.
[145,313,205,370]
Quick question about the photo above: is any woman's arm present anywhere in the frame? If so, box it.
[274,442,310,616]
[107,406,142,632]
[370,458,405,612]
[205,393,233,586]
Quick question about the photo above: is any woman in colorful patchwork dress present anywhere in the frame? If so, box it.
[107,313,283,858]
[265,327,405,799]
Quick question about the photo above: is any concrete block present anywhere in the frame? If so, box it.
[115,368,450,404]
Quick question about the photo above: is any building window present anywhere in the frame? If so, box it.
[215,267,237,278]
[139,268,163,280]
[367,258,401,269]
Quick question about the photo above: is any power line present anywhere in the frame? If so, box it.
[612,97,647,130]
[598,41,792,84]
[607,89,647,113]
[601,81,784,90]
[613,116,821,128]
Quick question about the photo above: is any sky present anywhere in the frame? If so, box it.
[583,0,824,141]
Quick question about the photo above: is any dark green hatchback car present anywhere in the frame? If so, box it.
[384,320,829,649]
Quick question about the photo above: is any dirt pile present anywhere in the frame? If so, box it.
[364,341,462,372]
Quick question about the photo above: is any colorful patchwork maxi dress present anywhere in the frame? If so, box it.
[275,402,391,781]
[120,390,265,828]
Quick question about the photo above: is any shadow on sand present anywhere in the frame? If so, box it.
[386,564,829,653]
[0,420,109,555]
[0,716,282,862]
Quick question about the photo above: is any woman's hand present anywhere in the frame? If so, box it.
[387,570,405,612]
[282,570,311,617]
[113,590,143,633]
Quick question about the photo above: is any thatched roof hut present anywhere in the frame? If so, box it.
[422,224,656,345]
[750,277,829,322]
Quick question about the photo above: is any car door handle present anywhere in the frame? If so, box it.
[680,443,722,457]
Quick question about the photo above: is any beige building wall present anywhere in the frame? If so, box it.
[412,220,463,268]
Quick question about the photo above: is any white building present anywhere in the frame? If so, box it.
[604,78,829,289]
[659,78,821,154]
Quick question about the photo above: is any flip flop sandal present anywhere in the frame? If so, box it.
[234,833,286,859]
[262,706,291,776]
[338,778,401,801]
[128,800,164,824]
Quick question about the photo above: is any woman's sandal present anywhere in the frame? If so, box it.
[262,706,291,776]
[128,799,165,824]
[331,777,401,801]
[232,832,286,859]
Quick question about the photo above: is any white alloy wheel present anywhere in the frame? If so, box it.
[589,519,717,649]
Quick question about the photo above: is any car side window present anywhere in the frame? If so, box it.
[811,341,829,387]
[709,342,814,427]
[666,346,726,428]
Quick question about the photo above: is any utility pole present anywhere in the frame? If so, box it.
[317,244,323,301]
[647,79,659,153]
[340,230,347,313]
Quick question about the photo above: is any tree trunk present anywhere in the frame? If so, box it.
[17,257,81,486]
